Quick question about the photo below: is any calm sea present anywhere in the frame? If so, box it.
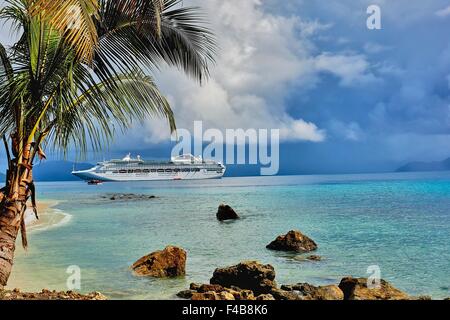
[8,172,450,299]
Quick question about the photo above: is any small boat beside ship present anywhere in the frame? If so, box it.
[72,154,226,182]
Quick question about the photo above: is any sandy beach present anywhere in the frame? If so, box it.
[5,200,72,292]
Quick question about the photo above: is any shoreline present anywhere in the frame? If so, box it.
[25,200,72,233]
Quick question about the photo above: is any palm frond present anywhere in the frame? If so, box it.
[45,69,174,155]
[94,0,216,84]
[29,0,99,63]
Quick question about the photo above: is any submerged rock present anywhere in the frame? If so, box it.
[210,261,276,295]
[338,277,409,300]
[131,246,186,278]
[266,230,318,253]
[306,255,322,261]
[216,204,240,221]
[105,193,157,201]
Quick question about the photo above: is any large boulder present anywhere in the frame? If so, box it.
[210,261,276,295]
[217,204,240,221]
[131,246,186,278]
[339,277,409,300]
[266,230,318,253]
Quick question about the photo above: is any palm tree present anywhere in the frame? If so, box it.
[0,0,215,287]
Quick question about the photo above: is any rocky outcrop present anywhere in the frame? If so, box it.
[210,261,276,295]
[175,261,419,301]
[177,284,269,301]
[339,277,409,300]
[131,246,186,278]
[266,230,317,253]
[0,289,107,300]
[216,204,240,221]
[104,194,157,201]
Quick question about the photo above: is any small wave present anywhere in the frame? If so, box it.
[28,207,73,233]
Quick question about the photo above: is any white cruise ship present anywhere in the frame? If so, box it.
[72,154,226,182]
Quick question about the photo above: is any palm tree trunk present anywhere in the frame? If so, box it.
[0,199,25,287]
[0,143,33,287]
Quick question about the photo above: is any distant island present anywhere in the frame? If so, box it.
[396,157,450,172]
[33,161,93,181]
[2,157,450,183]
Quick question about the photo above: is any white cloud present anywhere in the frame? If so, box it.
[436,6,450,17]
[329,120,365,141]
[364,42,392,54]
[140,0,328,144]
[314,53,378,87]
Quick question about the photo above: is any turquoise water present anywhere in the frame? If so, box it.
[9,172,450,299]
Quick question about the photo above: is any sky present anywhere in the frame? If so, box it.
[1,0,450,174]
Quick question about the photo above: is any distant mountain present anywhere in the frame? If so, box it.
[396,157,450,172]
[33,161,93,182]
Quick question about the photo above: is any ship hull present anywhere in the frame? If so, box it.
[72,168,225,182]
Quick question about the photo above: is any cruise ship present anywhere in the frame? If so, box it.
[72,154,226,182]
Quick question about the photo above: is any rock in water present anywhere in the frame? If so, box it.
[266,230,317,253]
[217,204,240,221]
[131,246,186,278]
[210,261,276,295]
[306,255,322,261]
[339,277,409,300]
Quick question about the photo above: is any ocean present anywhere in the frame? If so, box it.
[8,172,450,299]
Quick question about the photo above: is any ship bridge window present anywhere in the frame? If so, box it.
[143,169,150,173]
[134,169,142,173]
[165,169,173,173]
[157,169,164,173]
[119,170,127,174]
